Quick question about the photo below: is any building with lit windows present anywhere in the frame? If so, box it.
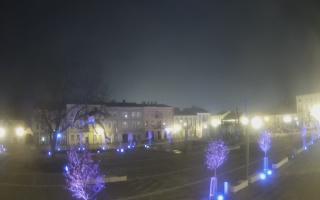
[173,107,210,139]
[33,101,174,148]
[296,92,320,128]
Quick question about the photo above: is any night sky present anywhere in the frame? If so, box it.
[1,0,320,117]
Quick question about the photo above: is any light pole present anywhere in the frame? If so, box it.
[240,116,250,180]
[240,116,263,181]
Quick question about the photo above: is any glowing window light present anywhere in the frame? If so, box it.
[41,137,45,142]
[0,128,6,138]
[240,116,249,126]
[311,105,320,122]
[95,127,104,135]
[203,124,208,129]
[283,115,292,123]
[211,119,221,128]
[173,124,182,133]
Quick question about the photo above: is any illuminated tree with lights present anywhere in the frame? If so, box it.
[258,131,271,171]
[301,126,307,149]
[205,140,229,199]
[64,148,105,200]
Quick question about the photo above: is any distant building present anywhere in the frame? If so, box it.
[261,113,298,133]
[173,106,210,139]
[296,92,320,128]
[33,101,174,148]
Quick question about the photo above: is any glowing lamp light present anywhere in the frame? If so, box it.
[240,116,249,126]
[120,148,124,153]
[203,124,208,129]
[102,146,106,150]
[41,137,45,142]
[48,151,52,157]
[283,115,292,123]
[260,173,266,180]
[57,147,61,151]
[97,150,100,154]
[0,128,6,138]
[15,127,25,137]
[251,116,263,130]
[264,116,270,122]
[211,119,221,128]
[217,194,224,200]
[267,170,272,175]
[57,133,62,139]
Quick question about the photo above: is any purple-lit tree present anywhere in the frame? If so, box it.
[301,126,307,149]
[205,140,229,199]
[258,131,271,171]
[258,131,271,156]
[64,148,105,200]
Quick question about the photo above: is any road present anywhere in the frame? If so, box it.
[0,134,302,200]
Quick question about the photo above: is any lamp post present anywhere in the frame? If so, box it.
[240,116,250,180]
[240,116,263,181]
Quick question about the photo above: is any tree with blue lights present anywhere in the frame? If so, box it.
[258,131,271,171]
[64,148,105,200]
[205,140,229,199]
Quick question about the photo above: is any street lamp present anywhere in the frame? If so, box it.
[15,127,25,137]
[241,115,263,181]
[0,128,5,138]
[251,116,263,130]
[240,116,250,181]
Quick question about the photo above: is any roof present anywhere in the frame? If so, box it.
[175,106,209,115]
[67,101,171,108]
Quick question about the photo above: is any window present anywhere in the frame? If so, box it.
[71,135,75,143]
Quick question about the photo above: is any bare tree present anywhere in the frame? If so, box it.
[33,67,109,155]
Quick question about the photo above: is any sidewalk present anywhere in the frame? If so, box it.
[235,142,320,200]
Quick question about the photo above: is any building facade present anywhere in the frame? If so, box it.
[296,92,320,128]
[173,107,211,139]
[34,102,174,148]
